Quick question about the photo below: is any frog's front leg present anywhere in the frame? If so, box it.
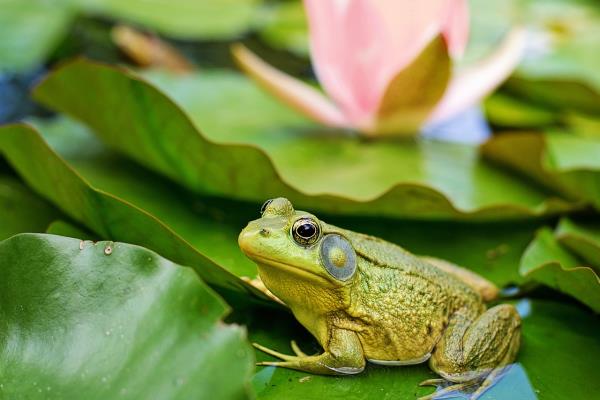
[254,328,365,375]
[241,275,286,305]
[422,304,521,400]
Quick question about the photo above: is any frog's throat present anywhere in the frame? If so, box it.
[249,254,332,286]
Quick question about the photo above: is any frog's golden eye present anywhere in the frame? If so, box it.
[291,218,321,246]
[260,199,273,215]
[320,234,356,281]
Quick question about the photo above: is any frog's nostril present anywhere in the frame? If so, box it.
[259,228,270,237]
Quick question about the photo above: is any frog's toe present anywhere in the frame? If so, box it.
[257,360,287,367]
[253,342,298,361]
[418,381,478,400]
[290,340,308,357]
[418,378,445,387]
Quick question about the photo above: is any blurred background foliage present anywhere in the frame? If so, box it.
[0,0,599,399]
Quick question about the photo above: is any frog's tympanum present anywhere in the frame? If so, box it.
[239,198,521,399]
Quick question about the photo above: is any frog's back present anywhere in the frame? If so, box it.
[333,227,483,363]
[337,226,479,297]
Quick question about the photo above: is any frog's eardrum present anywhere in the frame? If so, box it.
[320,234,357,281]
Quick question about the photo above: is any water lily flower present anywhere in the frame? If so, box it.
[233,0,526,137]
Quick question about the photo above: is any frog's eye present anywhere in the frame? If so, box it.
[320,234,356,281]
[291,218,321,246]
[260,199,273,215]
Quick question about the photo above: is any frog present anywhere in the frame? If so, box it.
[238,198,521,400]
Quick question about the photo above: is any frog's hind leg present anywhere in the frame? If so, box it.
[423,304,521,400]
[471,328,521,399]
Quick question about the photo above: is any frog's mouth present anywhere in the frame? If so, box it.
[247,253,332,286]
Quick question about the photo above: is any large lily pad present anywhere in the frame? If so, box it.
[32,59,576,220]
[520,227,600,311]
[232,298,599,399]
[0,175,61,240]
[0,233,253,399]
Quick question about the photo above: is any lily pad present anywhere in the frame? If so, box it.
[556,218,600,270]
[482,131,600,208]
[232,298,600,399]
[520,227,600,311]
[484,93,557,129]
[0,233,253,399]
[32,59,576,221]
[0,175,61,240]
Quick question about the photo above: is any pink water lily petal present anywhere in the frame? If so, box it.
[304,0,392,125]
[442,0,470,57]
[304,0,470,126]
[427,27,527,124]
[231,44,349,128]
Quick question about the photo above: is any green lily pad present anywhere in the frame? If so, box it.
[231,298,599,399]
[32,59,576,221]
[556,218,600,270]
[484,93,557,129]
[520,227,600,311]
[0,233,253,399]
[0,175,61,240]
[503,78,600,117]
[482,131,600,208]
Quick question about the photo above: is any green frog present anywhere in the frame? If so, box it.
[238,198,521,399]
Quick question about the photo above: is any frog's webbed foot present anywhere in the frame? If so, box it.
[241,275,286,305]
[253,329,365,375]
